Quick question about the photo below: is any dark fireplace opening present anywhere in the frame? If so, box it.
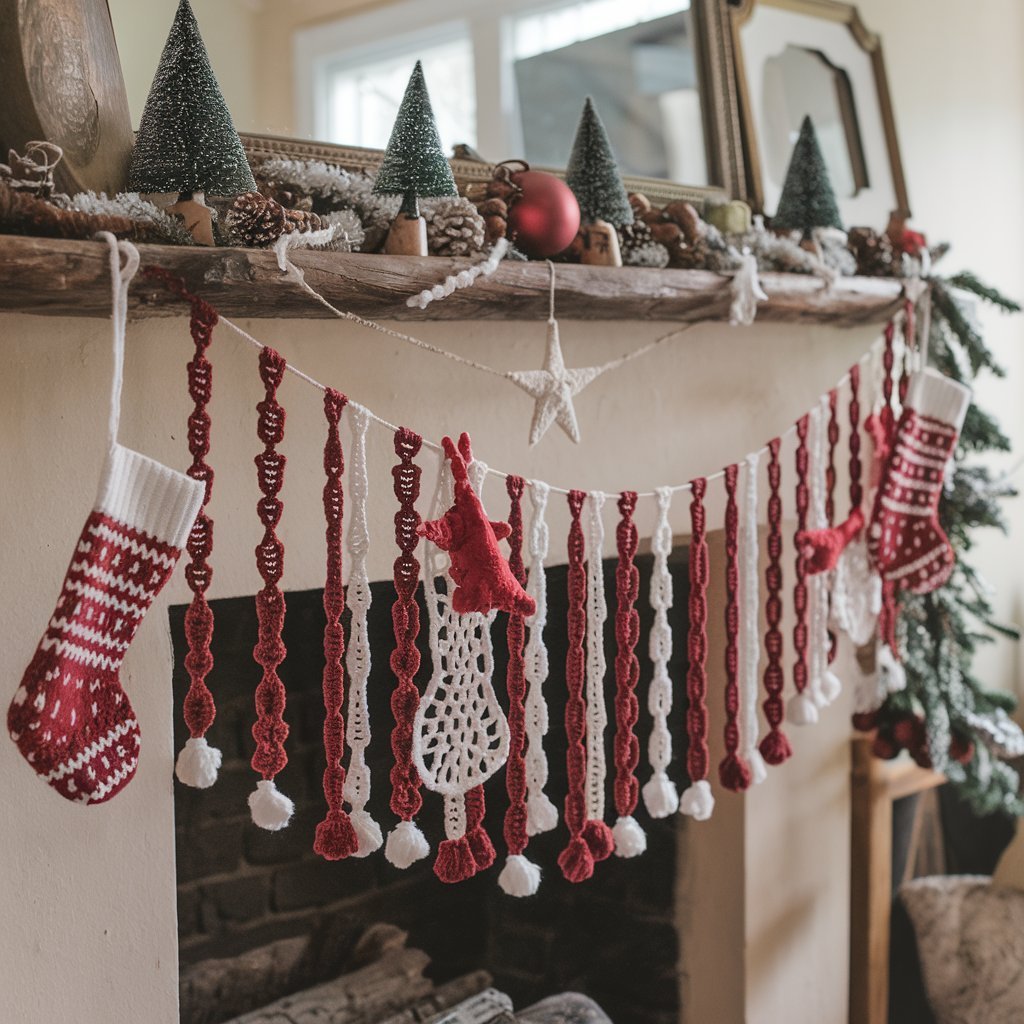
[171,551,691,1024]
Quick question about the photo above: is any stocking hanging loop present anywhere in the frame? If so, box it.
[98,233,141,452]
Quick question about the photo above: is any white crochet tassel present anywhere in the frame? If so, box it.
[385,819,430,869]
[175,736,222,789]
[498,854,542,897]
[249,779,294,831]
[406,238,509,309]
[678,780,715,822]
[612,815,648,858]
[584,491,609,824]
[341,408,381,856]
[524,481,558,836]
[739,453,767,785]
[643,487,679,817]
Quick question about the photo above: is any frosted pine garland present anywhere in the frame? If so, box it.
[740,453,768,784]
[584,491,609,824]
[340,407,382,856]
[523,481,558,835]
[642,487,679,816]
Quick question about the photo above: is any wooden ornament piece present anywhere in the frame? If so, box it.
[579,219,622,267]
[166,191,214,246]
[0,0,134,196]
[384,214,428,257]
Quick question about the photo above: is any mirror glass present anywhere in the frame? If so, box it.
[111,0,712,187]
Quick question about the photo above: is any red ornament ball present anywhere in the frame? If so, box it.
[506,168,581,258]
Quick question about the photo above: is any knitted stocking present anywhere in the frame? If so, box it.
[8,444,203,803]
[868,369,970,594]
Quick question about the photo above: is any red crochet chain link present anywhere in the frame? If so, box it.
[389,427,424,823]
[826,388,839,526]
[792,414,811,697]
[251,348,289,782]
[181,292,219,741]
[503,476,530,858]
[558,490,593,883]
[849,363,864,513]
[719,465,751,792]
[612,491,642,819]
[685,478,710,787]
[759,438,792,765]
[314,389,358,861]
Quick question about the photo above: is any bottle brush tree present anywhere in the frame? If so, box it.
[565,96,633,229]
[372,61,457,254]
[772,115,843,237]
[127,0,255,242]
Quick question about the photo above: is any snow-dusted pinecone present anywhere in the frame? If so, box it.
[619,221,669,268]
[848,227,895,277]
[282,207,322,234]
[424,196,487,257]
[226,191,287,247]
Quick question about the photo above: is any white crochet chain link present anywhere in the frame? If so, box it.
[413,456,510,841]
[739,453,766,784]
[584,491,609,823]
[341,408,379,845]
[523,481,558,836]
[643,487,676,810]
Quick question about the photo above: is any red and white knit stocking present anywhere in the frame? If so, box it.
[868,369,969,594]
[9,446,202,803]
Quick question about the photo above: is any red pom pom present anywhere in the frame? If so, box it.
[759,730,793,766]
[434,837,477,884]
[506,169,581,258]
[718,753,753,793]
[872,733,899,759]
[891,715,921,749]
[313,810,358,861]
[852,711,879,733]
[557,834,595,883]
[949,732,975,765]
[582,819,614,862]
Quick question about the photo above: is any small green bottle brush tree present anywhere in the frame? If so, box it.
[128,0,255,244]
[372,61,458,256]
[772,115,843,238]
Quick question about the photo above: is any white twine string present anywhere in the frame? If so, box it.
[98,233,140,450]
[739,451,766,784]
[523,480,557,835]
[584,490,609,823]
[210,305,888,501]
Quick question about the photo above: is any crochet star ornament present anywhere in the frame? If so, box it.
[506,320,606,445]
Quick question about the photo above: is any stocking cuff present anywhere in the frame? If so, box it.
[906,369,971,432]
[95,444,204,549]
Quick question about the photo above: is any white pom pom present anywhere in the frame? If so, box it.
[678,780,715,821]
[745,747,768,786]
[612,815,647,858]
[820,669,842,705]
[642,774,680,818]
[878,644,907,694]
[385,819,430,869]
[349,810,383,858]
[525,793,559,836]
[498,854,541,897]
[248,779,294,831]
[787,692,820,726]
[175,736,222,789]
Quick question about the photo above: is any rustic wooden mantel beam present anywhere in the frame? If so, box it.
[0,235,905,323]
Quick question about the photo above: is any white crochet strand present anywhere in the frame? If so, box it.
[340,407,382,857]
[523,480,558,835]
[406,238,509,309]
[812,395,842,706]
[413,456,509,842]
[739,453,767,785]
[642,487,680,817]
[584,491,609,824]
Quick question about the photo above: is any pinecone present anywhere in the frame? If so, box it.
[424,196,487,257]
[227,192,287,246]
[847,226,895,277]
[618,221,669,268]
[282,207,322,234]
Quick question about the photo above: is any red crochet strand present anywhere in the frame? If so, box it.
[719,465,751,792]
[313,389,357,861]
[181,293,219,742]
[759,438,792,765]
[465,783,495,871]
[792,414,811,697]
[389,428,424,823]
[558,490,593,883]
[251,348,289,782]
[612,491,642,819]
[849,364,863,514]
[503,476,530,858]
[685,478,710,787]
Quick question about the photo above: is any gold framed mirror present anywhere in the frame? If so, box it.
[729,0,909,225]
